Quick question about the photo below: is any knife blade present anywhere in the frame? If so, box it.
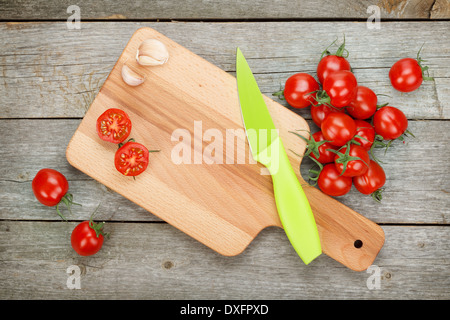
[236,48,322,264]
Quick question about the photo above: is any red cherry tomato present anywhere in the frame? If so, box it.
[283,73,319,109]
[389,58,423,93]
[353,120,375,151]
[310,104,344,127]
[317,55,351,84]
[321,113,357,147]
[322,70,357,108]
[373,106,408,140]
[334,144,370,177]
[353,161,386,201]
[309,131,339,164]
[32,168,69,207]
[318,164,352,197]
[115,141,150,176]
[346,86,378,119]
[71,220,105,256]
[353,160,386,195]
[32,169,79,220]
[96,108,132,144]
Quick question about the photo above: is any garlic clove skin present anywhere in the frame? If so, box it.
[136,39,169,66]
[121,63,145,86]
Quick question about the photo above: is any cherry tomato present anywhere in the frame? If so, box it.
[373,106,408,140]
[389,58,423,93]
[346,86,377,119]
[115,141,150,176]
[283,73,319,109]
[309,131,339,164]
[317,55,351,84]
[322,70,357,108]
[353,120,375,151]
[96,108,132,144]
[32,169,69,206]
[32,169,78,220]
[334,144,370,177]
[318,163,352,197]
[310,104,344,127]
[353,161,386,201]
[71,220,106,256]
[321,113,357,147]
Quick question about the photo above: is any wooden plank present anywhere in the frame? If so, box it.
[0,0,448,20]
[0,21,449,119]
[1,119,449,224]
[0,221,448,299]
[431,0,450,18]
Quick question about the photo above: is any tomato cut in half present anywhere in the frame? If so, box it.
[114,141,149,176]
[96,108,132,144]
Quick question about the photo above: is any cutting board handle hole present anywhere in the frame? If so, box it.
[354,240,363,249]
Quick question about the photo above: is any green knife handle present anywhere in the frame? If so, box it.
[264,139,322,265]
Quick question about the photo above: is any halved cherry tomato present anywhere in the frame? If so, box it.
[373,106,408,140]
[96,108,132,144]
[353,161,386,202]
[318,163,352,197]
[353,120,375,151]
[346,86,377,120]
[114,141,149,176]
[333,144,370,177]
[282,73,319,109]
[321,112,357,147]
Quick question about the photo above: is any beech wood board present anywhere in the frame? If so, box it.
[66,27,385,271]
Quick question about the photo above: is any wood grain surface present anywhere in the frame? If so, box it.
[1,0,449,20]
[0,17,449,299]
[65,27,384,271]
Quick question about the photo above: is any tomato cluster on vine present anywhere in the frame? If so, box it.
[274,38,431,202]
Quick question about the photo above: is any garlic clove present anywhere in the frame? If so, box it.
[121,63,145,86]
[136,39,169,66]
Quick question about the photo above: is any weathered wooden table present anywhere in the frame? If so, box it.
[1,1,449,300]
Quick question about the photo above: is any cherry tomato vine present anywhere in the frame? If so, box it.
[274,37,425,202]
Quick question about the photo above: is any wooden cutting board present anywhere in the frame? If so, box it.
[66,27,384,271]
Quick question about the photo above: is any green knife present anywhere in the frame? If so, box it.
[236,48,322,264]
